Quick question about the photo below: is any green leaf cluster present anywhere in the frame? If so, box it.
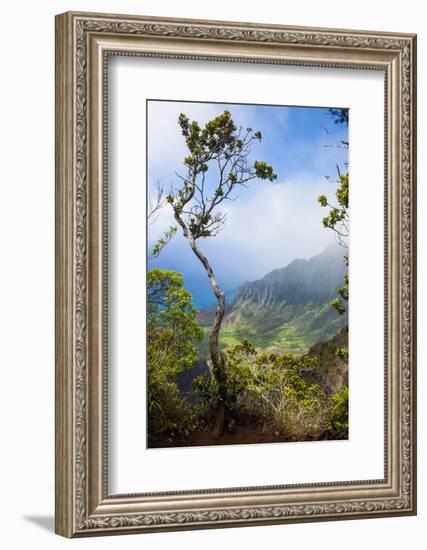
[190,340,348,441]
[178,111,239,175]
[147,269,203,437]
[149,225,177,259]
[319,174,348,231]
[325,386,349,437]
[171,111,277,241]
[254,160,277,181]
[328,108,349,125]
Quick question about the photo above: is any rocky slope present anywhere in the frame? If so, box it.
[197,245,348,355]
[234,244,347,307]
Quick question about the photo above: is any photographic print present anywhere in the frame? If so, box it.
[147,100,349,448]
[56,13,417,536]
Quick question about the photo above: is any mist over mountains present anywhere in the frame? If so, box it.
[197,244,348,355]
[235,244,347,308]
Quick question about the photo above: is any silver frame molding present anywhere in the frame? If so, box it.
[55,11,417,538]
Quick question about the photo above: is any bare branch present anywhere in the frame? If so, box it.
[148,180,166,225]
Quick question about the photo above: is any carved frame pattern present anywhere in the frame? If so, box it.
[55,11,416,537]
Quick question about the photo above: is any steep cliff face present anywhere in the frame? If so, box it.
[304,325,349,394]
[197,245,348,355]
[234,244,347,307]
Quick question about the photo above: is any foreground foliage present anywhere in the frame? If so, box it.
[147,268,203,438]
[147,270,349,445]
[192,340,348,442]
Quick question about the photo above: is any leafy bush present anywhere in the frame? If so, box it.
[190,340,346,441]
[223,340,330,439]
[325,386,349,439]
[147,268,349,444]
[147,269,203,438]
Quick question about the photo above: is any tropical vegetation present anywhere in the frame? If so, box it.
[147,108,349,447]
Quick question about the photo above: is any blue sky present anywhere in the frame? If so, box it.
[147,100,348,308]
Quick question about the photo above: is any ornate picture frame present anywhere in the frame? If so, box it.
[55,11,417,537]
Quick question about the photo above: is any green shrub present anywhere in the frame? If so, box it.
[147,269,203,438]
[219,341,331,440]
[325,386,349,438]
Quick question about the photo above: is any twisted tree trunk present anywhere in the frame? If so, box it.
[187,237,227,437]
[174,211,228,436]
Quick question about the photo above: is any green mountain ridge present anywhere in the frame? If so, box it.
[196,245,348,355]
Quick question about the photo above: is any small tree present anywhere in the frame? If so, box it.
[318,170,349,315]
[147,269,203,439]
[318,108,349,316]
[317,110,349,386]
[168,110,276,435]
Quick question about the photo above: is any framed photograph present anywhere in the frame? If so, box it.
[55,11,417,537]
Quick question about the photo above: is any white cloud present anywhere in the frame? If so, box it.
[199,176,337,282]
[147,100,219,174]
[147,100,338,286]
[149,174,338,286]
